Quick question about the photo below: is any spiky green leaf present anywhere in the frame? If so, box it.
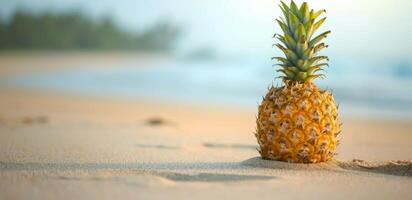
[290,1,301,20]
[309,30,331,47]
[299,2,310,23]
[311,9,326,20]
[307,17,326,39]
[276,19,291,36]
[273,1,331,82]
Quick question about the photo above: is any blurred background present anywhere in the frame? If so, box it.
[0,0,411,119]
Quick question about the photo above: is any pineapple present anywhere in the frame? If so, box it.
[255,1,341,163]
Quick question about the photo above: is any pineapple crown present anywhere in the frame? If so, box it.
[273,0,331,82]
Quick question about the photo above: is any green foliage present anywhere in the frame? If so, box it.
[274,1,331,82]
[0,10,181,51]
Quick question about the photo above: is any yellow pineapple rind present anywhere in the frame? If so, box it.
[255,81,340,163]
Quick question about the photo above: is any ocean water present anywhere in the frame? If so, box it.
[1,58,412,119]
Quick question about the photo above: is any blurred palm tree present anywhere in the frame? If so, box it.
[0,10,181,51]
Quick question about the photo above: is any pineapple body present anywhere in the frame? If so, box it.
[256,81,340,163]
[255,0,341,163]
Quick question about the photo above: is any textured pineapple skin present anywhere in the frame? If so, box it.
[255,81,340,163]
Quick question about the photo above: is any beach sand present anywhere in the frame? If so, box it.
[0,53,411,200]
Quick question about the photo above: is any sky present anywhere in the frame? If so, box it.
[1,0,412,65]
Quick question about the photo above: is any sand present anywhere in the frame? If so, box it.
[0,53,412,200]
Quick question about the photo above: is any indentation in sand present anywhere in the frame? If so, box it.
[46,172,274,183]
[21,116,49,125]
[0,161,242,172]
[136,144,180,150]
[143,117,177,127]
[202,143,257,150]
[152,172,275,182]
[242,157,412,177]
[0,115,49,126]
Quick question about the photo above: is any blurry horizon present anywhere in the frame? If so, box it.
[1,0,412,62]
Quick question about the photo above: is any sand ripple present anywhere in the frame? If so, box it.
[242,157,412,177]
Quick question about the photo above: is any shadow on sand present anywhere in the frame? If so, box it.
[1,157,410,182]
[0,161,275,182]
